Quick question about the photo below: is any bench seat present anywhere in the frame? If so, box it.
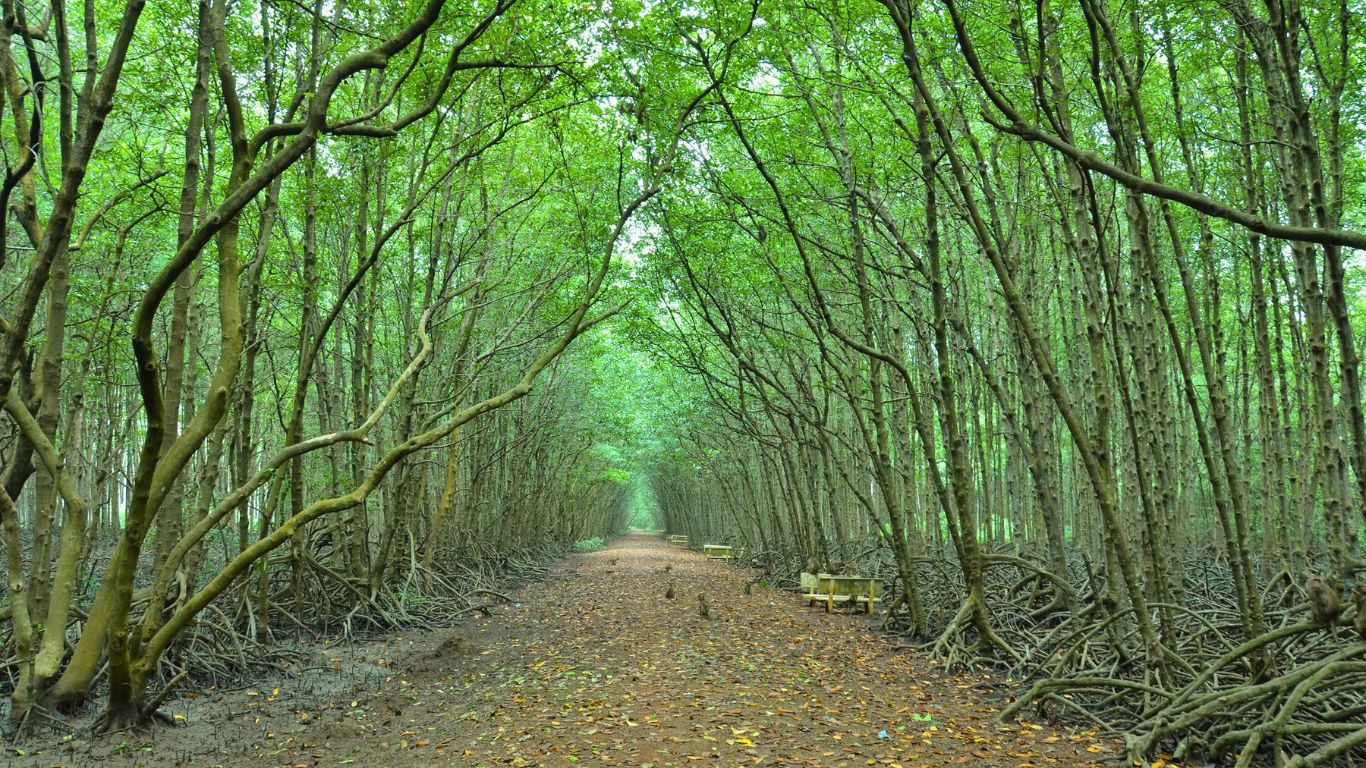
[802,575,884,614]
[703,544,733,559]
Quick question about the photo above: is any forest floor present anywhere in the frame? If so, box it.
[18,533,1127,767]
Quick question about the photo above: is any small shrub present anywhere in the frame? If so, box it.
[573,537,605,551]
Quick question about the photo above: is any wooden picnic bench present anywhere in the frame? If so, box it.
[703,544,733,560]
[668,534,689,546]
[801,574,883,614]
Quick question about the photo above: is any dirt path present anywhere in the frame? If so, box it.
[35,533,1124,766]
[244,532,1121,767]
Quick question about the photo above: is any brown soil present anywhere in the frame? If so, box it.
[18,533,1124,766]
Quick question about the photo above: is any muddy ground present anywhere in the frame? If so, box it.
[9,533,1124,767]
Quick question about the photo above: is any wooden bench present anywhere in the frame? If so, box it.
[801,574,884,614]
[668,534,689,546]
[703,544,733,560]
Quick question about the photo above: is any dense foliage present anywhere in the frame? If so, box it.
[0,0,1363,764]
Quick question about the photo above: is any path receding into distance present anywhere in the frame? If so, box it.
[246,532,1119,767]
[54,533,1121,767]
